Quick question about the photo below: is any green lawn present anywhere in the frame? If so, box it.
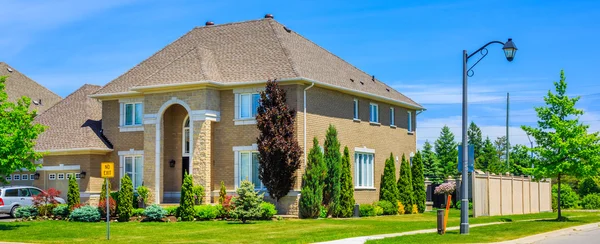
[0,211,589,243]
[369,214,600,244]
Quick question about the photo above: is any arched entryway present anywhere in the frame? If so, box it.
[160,104,191,203]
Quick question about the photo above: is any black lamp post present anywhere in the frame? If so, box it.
[460,38,517,234]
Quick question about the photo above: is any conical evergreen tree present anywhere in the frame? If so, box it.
[177,173,195,221]
[67,174,80,209]
[100,179,111,203]
[299,138,326,219]
[422,140,444,183]
[435,126,458,178]
[379,153,399,204]
[333,146,355,218]
[483,137,506,174]
[117,175,133,222]
[323,125,341,215]
[411,151,426,213]
[468,122,485,168]
[397,154,414,214]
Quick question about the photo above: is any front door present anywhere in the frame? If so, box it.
[182,157,189,182]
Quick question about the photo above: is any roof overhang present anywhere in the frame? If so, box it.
[38,148,114,156]
[89,77,425,111]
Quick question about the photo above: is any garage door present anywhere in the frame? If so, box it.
[45,171,80,200]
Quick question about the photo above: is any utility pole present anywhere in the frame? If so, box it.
[506,93,510,167]
[527,134,534,168]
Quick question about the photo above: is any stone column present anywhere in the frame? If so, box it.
[192,120,212,203]
[143,123,159,204]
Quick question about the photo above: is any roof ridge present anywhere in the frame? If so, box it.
[192,18,266,30]
[268,19,300,78]
[134,45,200,87]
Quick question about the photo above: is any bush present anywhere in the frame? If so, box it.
[299,138,326,219]
[552,184,579,210]
[579,177,600,197]
[137,185,150,206]
[230,181,263,223]
[397,201,405,215]
[219,181,227,205]
[177,173,195,221]
[67,174,80,210]
[260,202,277,220]
[164,206,178,216]
[375,200,396,215]
[132,208,145,217]
[37,204,57,217]
[319,205,327,218]
[374,205,383,216]
[359,204,376,217]
[194,205,220,220]
[15,206,38,218]
[98,197,117,217]
[192,185,205,205]
[411,204,419,214]
[33,188,61,206]
[219,195,233,218]
[53,204,70,218]
[117,175,134,222]
[69,205,101,222]
[144,204,167,221]
[454,200,473,210]
[582,194,600,209]
[110,191,119,203]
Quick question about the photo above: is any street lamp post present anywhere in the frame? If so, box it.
[460,38,517,234]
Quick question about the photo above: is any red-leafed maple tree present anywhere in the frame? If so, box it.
[256,79,302,203]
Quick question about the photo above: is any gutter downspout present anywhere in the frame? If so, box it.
[304,83,315,168]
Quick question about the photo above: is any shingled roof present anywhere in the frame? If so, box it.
[0,62,62,113]
[34,84,112,153]
[94,18,422,109]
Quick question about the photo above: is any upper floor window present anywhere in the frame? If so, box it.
[390,107,395,126]
[239,93,260,119]
[353,99,359,120]
[407,111,413,132]
[183,116,190,156]
[124,103,143,126]
[369,103,379,123]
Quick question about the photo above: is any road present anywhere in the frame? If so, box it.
[535,226,600,244]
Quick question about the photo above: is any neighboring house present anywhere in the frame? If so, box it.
[89,15,424,214]
[7,84,113,202]
[0,62,62,114]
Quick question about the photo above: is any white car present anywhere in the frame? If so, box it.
[0,186,66,217]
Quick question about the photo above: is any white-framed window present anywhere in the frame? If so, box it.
[407,111,413,132]
[390,107,395,126]
[123,102,143,126]
[355,152,374,188]
[49,173,56,180]
[182,116,191,156]
[13,174,20,181]
[5,175,11,181]
[21,174,28,181]
[66,173,74,180]
[369,103,379,123]
[57,173,65,180]
[236,151,264,190]
[123,155,143,190]
[75,173,80,179]
[353,99,359,120]
[238,93,260,119]
[30,174,35,180]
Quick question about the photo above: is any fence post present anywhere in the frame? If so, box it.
[499,173,503,216]
[521,175,525,214]
[538,179,541,212]
[486,172,491,216]
[510,174,514,215]
[472,172,477,217]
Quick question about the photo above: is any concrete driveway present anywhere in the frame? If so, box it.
[0,214,15,222]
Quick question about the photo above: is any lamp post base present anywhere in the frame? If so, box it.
[460,223,470,234]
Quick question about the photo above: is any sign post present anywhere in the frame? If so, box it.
[101,162,114,240]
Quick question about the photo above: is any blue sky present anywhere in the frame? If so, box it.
[2,0,599,148]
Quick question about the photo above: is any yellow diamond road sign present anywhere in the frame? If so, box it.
[101,162,114,178]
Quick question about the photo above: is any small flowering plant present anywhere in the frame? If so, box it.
[434,182,456,195]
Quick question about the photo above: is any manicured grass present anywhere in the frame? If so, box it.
[0,211,588,243]
[369,214,600,244]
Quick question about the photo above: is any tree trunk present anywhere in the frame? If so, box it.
[557,173,562,220]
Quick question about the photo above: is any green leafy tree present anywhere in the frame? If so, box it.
[434,125,458,178]
[219,180,227,205]
[177,172,195,221]
[494,136,510,164]
[100,179,111,203]
[230,180,263,223]
[521,70,600,220]
[411,151,426,213]
[397,154,414,213]
[468,122,484,167]
[323,125,342,214]
[579,177,600,197]
[117,175,133,222]
[509,145,533,175]
[67,175,80,209]
[422,140,443,183]
[333,146,355,218]
[483,137,506,174]
[256,79,302,203]
[0,76,46,182]
[299,138,326,219]
[379,153,399,204]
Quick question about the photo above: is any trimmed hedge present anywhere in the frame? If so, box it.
[70,206,101,222]
[194,205,220,220]
[52,204,70,218]
[375,200,396,215]
[259,202,277,220]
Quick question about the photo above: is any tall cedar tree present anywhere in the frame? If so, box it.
[299,138,326,218]
[323,125,342,214]
[177,173,195,221]
[0,76,45,182]
[434,125,458,179]
[521,70,600,220]
[411,151,426,213]
[397,154,414,213]
[494,136,509,162]
[468,122,484,168]
[67,175,80,209]
[256,79,302,202]
[100,179,111,203]
[379,153,400,204]
[422,140,444,183]
[117,175,133,222]
[219,180,227,205]
[333,146,355,217]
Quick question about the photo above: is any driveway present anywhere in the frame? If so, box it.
[0,214,15,222]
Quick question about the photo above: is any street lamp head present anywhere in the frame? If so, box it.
[502,38,517,62]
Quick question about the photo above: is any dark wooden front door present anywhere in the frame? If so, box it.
[182,157,189,182]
